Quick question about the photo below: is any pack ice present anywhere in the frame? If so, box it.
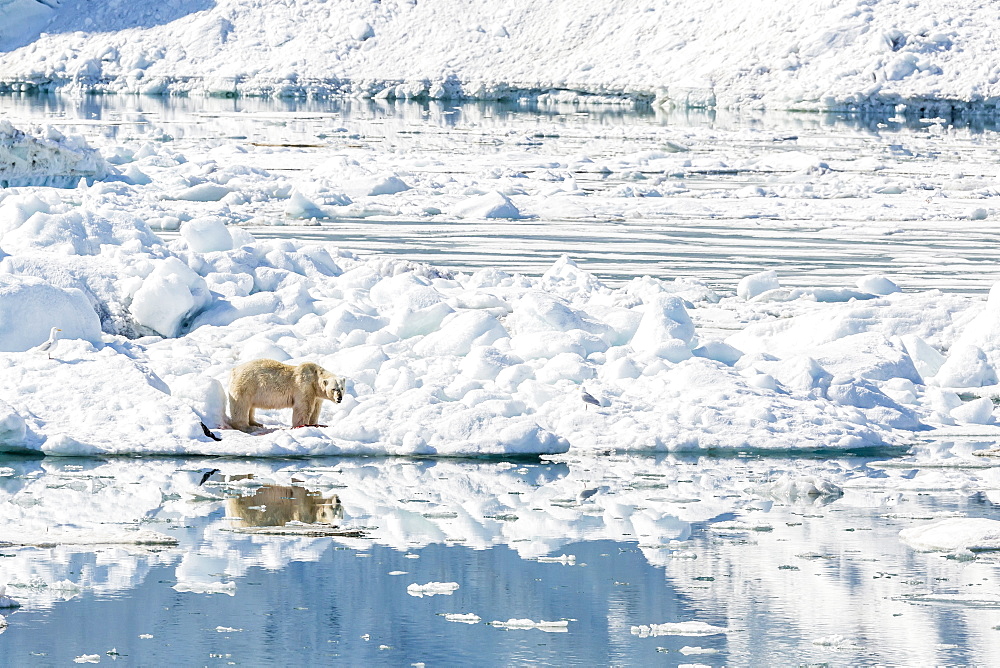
[0,123,995,457]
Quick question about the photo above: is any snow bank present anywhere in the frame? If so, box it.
[2,0,999,113]
[0,274,102,351]
[0,343,212,455]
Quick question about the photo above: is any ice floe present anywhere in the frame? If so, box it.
[631,622,728,637]
[406,581,459,597]
[442,613,481,624]
[0,586,19,608]
[490,618,568,632]
[899,517,1000,553]
[535,554,576,565]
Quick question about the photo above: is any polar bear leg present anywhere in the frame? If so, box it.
[228,393,251,431]
[291,398,311,428]
[308,398,323,425]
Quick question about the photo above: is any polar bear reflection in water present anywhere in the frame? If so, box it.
[227,485,344,528]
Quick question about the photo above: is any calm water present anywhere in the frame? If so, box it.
[1,451,1000,665]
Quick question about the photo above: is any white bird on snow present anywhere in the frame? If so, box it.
[581,387,602,410]
[32,327,61,359]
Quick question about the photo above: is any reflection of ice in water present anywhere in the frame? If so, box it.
[0,452,998,662]
[173,554,237,596]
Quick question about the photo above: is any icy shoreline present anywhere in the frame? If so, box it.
[3,0,1000,114]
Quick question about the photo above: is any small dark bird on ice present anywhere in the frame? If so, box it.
[200,421,222,441]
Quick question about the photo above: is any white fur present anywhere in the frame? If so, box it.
[227,358,346,431]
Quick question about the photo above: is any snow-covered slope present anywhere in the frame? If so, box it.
[1,0,998,112]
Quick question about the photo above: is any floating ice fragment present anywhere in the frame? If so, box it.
[0,586,20,608]
[407,581,459,597]
[754,475,843,503]
[443,613,481,624]
[898,593,1000,607]
[812,634,859,648]
[216,626,243,633]
[900,517,1000,552]
[631,622,728,637]
[491,618,568,632]
[172,580,236,595]
[709,521,773,533]
[536,554,576,564]
[0,466,15,477]
[73,655,101,664]
[679,646,719,655]
[387,571,408,576]
[138,634,153,639]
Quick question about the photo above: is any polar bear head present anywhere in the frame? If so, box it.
[320,374,347,403]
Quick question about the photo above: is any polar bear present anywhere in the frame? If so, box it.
[228,358,346,432]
